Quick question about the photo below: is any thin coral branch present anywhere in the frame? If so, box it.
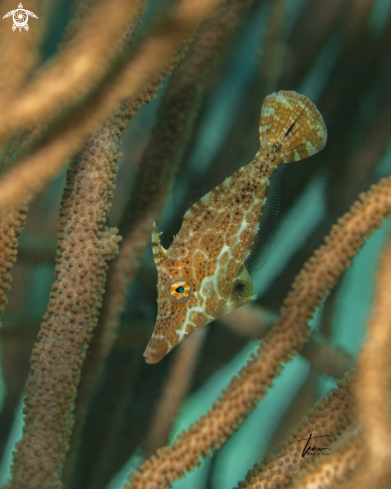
[0,128,38,330]
[258,0,286,96]
[280,0,347,88]
[218,304,277,338]
[145,329,207,456]
[300,337,355,379]
[0,206,27,327]
[220,305,355,378]
[126,174,391,489]
[0,316,35,465]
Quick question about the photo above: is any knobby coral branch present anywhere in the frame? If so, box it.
[5,116,123,488]
[1,3,391,488]
[126,174,391,489]
[236,371,355,488]
[0,2,143,352]
[0,129,40,332]
[0,206,27,327]
[290,433,361,489]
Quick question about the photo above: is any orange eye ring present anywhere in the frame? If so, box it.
[166,278,191,303]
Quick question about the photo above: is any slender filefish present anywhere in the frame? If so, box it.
[144,91,327,364]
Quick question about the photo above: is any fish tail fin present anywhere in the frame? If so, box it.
[259,91,327,163]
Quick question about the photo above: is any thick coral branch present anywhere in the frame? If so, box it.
[5,117,123,488]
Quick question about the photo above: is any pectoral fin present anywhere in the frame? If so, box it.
[213,265,256,319]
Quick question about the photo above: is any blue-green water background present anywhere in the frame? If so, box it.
[2,0,391,486]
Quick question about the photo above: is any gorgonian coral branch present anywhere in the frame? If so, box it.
[126,174,391,489]
[5,117,123,488]
[0,130,39,332]
[236,371,355,489]
[0,206,27,327]
[290,433,361,489]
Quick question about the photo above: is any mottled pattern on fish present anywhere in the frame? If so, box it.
[144,91,327,364]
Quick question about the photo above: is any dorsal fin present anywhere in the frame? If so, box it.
[259,91,327,163]
[173,183,214,217]
[151,222,167,268]
[245,169,281,273]
[173,160,243,217]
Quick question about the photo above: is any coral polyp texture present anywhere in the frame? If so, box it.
[0,1,391,489]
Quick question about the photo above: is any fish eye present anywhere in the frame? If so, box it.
[166,279,191,303]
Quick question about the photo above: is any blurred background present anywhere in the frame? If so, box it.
[1,0,391,487]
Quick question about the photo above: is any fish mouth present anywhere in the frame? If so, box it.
[143,335,172,364]
[143,348,164,364]
[143,352,160,364]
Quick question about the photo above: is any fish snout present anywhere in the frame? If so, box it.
[143,335,172,364]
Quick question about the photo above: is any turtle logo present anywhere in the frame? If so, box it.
[2,3,38,32]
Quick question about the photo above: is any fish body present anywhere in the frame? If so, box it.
[145,91,327,364]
